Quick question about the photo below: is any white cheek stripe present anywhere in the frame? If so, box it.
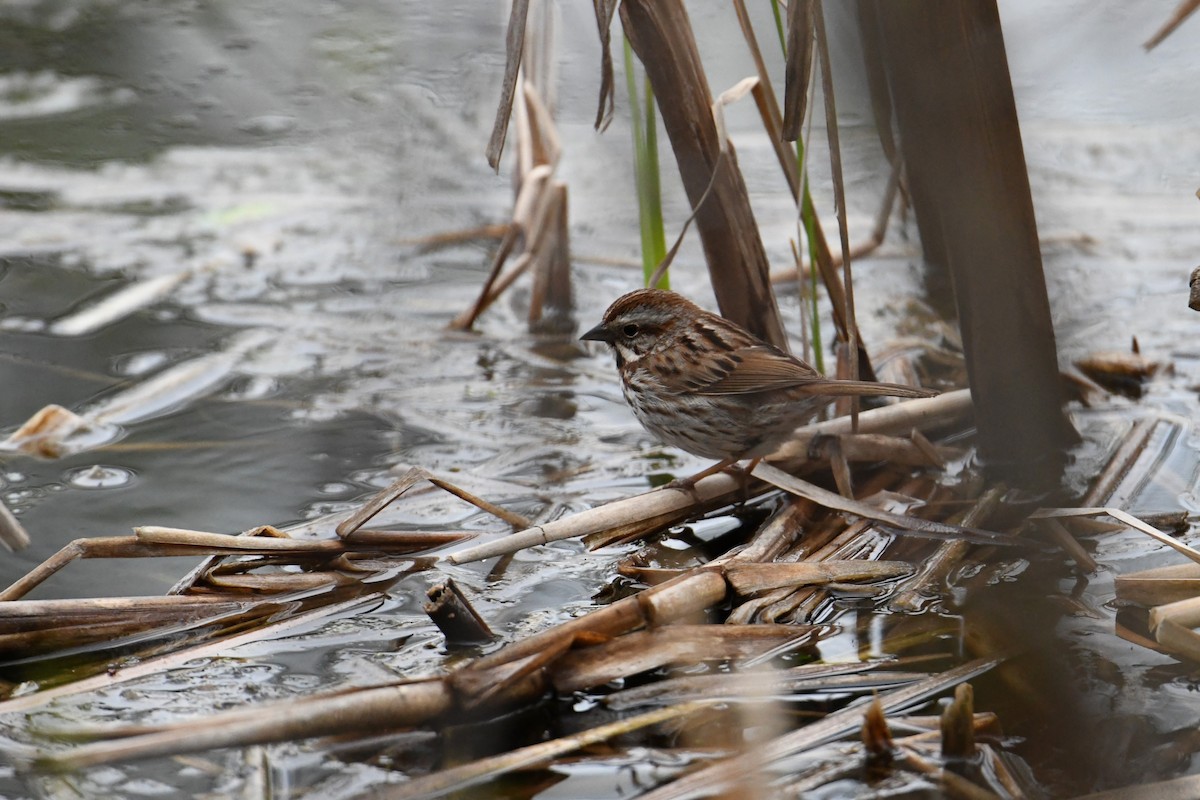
[614,343,641,364]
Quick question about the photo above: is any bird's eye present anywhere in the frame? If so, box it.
[621,323,640,338]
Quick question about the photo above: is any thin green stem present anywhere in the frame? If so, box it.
[624,37,667,289]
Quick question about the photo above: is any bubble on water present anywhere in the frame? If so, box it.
[65,465,136,489]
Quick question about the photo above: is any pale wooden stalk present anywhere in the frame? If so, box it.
[813,1,860,421]
[732,0,798,196]
[337,467,527,539]
[201,573,347,591]
[781,0,815,140]
[1144,0,1200,49]
[448,471,743,564]
[1153,618,1200,662]
[0,536,254,601]
[1149,594,1200,633]
[396,223,509,249]
[0,595,240,623]
[484,0,530,169]
[1115,562,1200,606]
[137,526,346,552]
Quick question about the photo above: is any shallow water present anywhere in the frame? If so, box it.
[0,1,1198,798]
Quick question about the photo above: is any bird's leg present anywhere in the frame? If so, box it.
[736,457,762,504]
[664,458,739,495]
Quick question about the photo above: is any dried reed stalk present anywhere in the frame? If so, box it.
[865,0,1073,488]
[782,0,816,141]
[636,657,1003,800]
[450,390,970,565]
[485,0,529,169]
[620,0,786,349]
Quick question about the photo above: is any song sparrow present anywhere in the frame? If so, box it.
[581,288,936,482]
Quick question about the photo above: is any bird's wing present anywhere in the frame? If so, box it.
[688,345,824,396]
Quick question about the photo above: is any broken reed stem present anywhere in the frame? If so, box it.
[620,0,787,349]
[485,0,530,169]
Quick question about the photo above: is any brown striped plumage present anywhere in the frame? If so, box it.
[581,289,935,466]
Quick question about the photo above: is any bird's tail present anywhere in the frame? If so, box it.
[798,380,938,399]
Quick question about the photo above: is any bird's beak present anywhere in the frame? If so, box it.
[580,323,612,344]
